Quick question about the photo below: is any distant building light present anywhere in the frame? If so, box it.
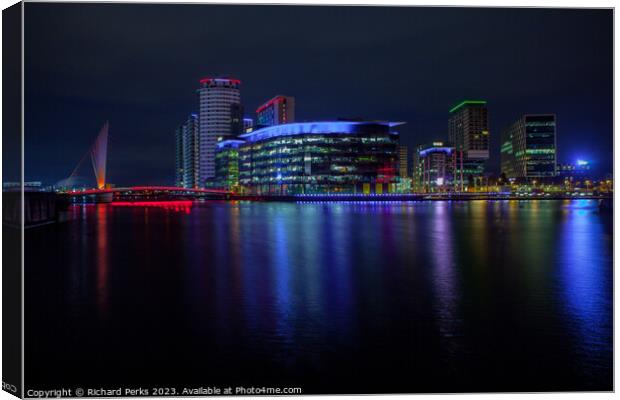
[436,177,444,186]
[576,159,589,166]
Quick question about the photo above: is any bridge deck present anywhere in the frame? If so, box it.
[65,186,231,196]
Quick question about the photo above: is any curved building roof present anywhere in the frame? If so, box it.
[238,121,404,143]
[216,139,246,149]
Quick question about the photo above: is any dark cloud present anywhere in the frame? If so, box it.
[24,4,613,185]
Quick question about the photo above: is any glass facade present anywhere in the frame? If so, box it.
[229,121,401,195]
[215,140,244,191]
[501,114,556,179]
[524,115,556,177]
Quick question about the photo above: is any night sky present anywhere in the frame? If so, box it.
[24,3,613,186]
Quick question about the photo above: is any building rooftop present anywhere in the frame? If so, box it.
[449,100,487,113]
[216,139,246,149]
[238,121,405,143]
[418,141,454,157]
[256,95,290,114]
[199,77,241,85]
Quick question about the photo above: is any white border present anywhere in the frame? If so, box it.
[0,2,616,400]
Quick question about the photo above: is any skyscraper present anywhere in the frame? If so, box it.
[501,114,557,179]
[256,95,295,127]
[175,123,183,187]
[448,100,489,190]
[175,113,199,188]
[197,77,242,185]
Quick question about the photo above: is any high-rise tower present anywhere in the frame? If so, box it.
[197,77,241,186]
[175,113,199,188]
[501,114,557,179]
[448,100,489,190]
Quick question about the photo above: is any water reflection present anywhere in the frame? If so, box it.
[111,200,192,214]
[557,200,612,377]
[25,200,613,392]
[429,202,460,343]
[95,204,109,319]
[270,211,294,347]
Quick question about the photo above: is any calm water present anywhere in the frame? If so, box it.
[25,199,612,393]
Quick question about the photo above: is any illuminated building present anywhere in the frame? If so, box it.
[398,145,409,178]
[500,114,557,179]
[448,100,489,189]
[414,141,455,193]
[215,140,245,191]
[557,160,591,178]
[234,121,402,195]
[256,95,295,127]
[243,118,254,133]
[175,113,199,188]
[197,77,242,185]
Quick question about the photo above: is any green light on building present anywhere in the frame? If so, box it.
[501,141,513,154]
[449,100,487,113]
[526,149,555,155]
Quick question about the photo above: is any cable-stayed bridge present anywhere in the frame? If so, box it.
[56,122,232,202]
[56,122,109,190]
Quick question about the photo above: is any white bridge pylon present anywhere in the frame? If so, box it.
[62,121,109,189]
[91,122,109,189]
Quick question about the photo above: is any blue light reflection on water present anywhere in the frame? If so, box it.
[270,208,294,351]
[557,200,612,377]
[25,199,613,392]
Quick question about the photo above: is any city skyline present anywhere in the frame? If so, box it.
[24,4,612,186]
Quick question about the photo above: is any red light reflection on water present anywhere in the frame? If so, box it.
[111,201,193,214]
[96,204,109,319]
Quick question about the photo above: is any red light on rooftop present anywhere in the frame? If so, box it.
[199,77,241,85]
[256,95,286,114]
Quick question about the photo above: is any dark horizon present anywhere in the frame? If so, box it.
[24,3,613,186]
